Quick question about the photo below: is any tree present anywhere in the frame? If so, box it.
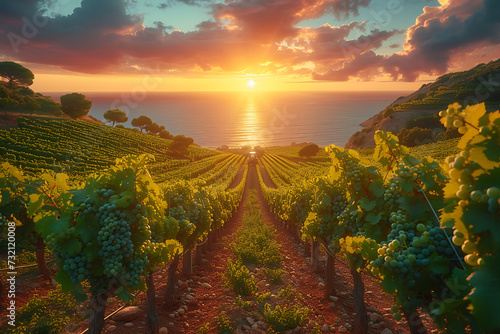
[144,122,165,135]
[0,61,35,89]
[159,129,173,139]
[60,93,92,119]
[299,143,320,158]
[397,127,434,147]
[168,135,194,158]
[131,116,153,132]
[103,109,128,126]
[0,97,19,114]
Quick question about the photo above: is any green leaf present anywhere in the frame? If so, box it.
[366,212,382,225]
[27,193,44,217]
[67,240,83,256]
[428,254,450,276]
[468,255,500,332]
[34,211,70,238]
[359,198,376,211]
[115,287,134,303]
[399,179,415,193]
[73,283,88,302]
[55,269,74,292]
[369,179,385,197]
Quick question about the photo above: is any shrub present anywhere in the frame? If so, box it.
[7,285,78,334]
[278,284,302,301]
[263,268,286,284]
[298,143,319,158]
[217,313,233,334]
[406,113,442,130]
[397,127,434,147]
[263,303,309,331]
[223,260,256,296]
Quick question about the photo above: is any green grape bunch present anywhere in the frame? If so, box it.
[46,154,181,300]
[440,102,500,267]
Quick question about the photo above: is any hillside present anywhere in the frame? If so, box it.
[346,58,500,148]
[0,117,221,180]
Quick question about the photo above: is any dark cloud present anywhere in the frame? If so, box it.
[313,0,500,81]
[0,0,498,82]
[157,0,214,8]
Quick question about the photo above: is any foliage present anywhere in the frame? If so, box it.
[232,192,282,268]
[397,127,435,147]
[298,143,320,158]
[131,115,153,132]
[0,61,34,89]
[159,129,174,139]
[60,93,92,119]
[223,260,257,296]
[263,303,309,331]
[195,323,210,334]
[144,122,165,135]
[6,285,78,334]
[0,117,220,178]
[262,268,285,284]
[406,113,442,130]
[217,313,233,334]
[39,155,181,302]
[439,102,500,332]
[277,284,302,301]
[168,134,195,158]
[235,296,250,310]
[103,109,128,126]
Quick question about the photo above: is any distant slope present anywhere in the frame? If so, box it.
[0,117,221,179]
[346,58,500,149]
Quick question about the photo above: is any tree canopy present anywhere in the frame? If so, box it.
[168,135,194,158]
[60,93,92,119]
[103,109,128,126]
[0,61,35,89]
[159,129,174,140]
[144,122,165,135]
[131,116,153,132]
[299,143,320,158]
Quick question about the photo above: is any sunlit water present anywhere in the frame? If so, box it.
[48,91,408,148]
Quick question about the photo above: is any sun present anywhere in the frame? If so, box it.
[247,80,256,88]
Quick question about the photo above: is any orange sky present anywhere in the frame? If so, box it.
[3,0,499,93]
[32,73,431,92]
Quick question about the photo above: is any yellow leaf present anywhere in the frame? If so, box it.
[463,103,486,128]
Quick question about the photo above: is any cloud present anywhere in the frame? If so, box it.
[0,0,374,75]
[313,0,500,81]
[157,0,215,8]
[0,0,498,83]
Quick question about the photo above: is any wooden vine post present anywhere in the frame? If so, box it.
[165,252,180,308]
[182,249,193,275]
[311,238,320,272]
[146,271,160,334]
[35,235,53,281]
[351,266,368,334]
[325,250,336,297]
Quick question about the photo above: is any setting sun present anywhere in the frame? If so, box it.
[247,80,256,88]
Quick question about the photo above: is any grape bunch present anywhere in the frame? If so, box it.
[314,194,347,238]
[337,206,361,235]
[63,254,92,284]
[371,216,454,285]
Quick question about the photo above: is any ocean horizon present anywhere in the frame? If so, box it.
[44,91,410,149]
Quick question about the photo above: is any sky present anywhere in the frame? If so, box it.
[0,0,500,92]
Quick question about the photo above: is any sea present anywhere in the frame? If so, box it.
[46,91,409,149]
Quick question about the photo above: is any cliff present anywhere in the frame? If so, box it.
[346,58,500,149]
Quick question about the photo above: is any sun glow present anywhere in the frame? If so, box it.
[247,80,256,88]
